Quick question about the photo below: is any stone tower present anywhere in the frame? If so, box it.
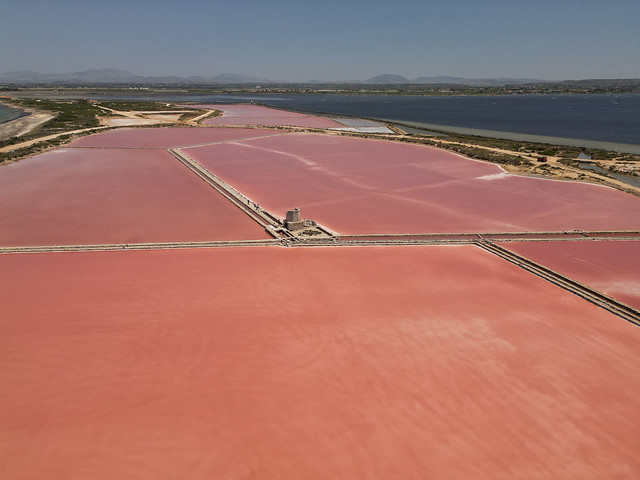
[284,208,307,231]
[286,208,301,223]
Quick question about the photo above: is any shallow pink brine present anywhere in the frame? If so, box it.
[2,246,639,479]
[186,133,640,234]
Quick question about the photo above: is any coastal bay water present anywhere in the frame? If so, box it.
[578,162,640,188]
[253,94,640,147]
[0,104,23,124]
[13,92,640,152]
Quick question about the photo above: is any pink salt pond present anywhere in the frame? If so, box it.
[187,103,318,118]
[1,246,639,479]
[68,126,284,149]
[0,147,269,246]
[205,116,345,128]
[503,240,640,310]
[186,103,344,128]
[185,133,640,234]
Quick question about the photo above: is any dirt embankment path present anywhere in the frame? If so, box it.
[95,105,216,127]
[429,137,640,195]
[0,126,111,153]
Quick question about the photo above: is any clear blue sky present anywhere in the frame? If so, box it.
[2,0,639,81]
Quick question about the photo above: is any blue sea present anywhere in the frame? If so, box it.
[0,104,23,124]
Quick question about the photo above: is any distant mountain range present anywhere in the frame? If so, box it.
[1,69,634,88]
[0,68,270,85]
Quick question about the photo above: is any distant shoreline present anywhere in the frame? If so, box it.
[0,104,26,125]
[378,119,640,155]
[252,102,640,154]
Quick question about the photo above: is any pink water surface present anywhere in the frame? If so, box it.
[1,246,639,479]
[186,133,640,234]
[180,104,344,128]
[204,116,344,128]
[186,104,314,118]
[503,240,640,309]
[69,127,284,149]
[0,148,269,245]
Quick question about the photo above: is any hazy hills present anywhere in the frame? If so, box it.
[0,68,544,86]
[0,69,270,85]
[1,70,637,89]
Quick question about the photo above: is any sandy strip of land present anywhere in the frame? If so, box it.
[100,117,163,127]
[95,106,207,127]
[0,126,111,154]
[0,104,54,141]
[427,137,640,195]
[188,109,220,124]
